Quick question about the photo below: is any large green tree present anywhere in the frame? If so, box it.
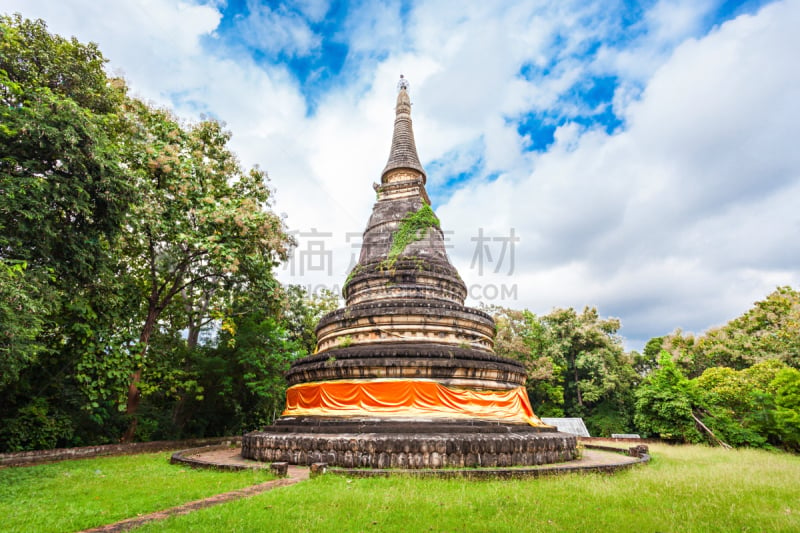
[490,307,565,417]
[0,14,133,283]
[0,15,295,448]
[128,285,338,439]
[637,286,800,449]
[634,351,702,443]
[772,367,800,451]
[0,14,137,449]
[634,353,798,449]
[490,305,638,436]
[116,101,293,441]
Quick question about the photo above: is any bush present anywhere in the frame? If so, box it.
[634,352,702,442]
[0,399,74,452]
[772,367,800,451]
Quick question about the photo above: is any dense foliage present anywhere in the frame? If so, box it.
[490,287,800,450]
[659,286,800,377]
[633,353,799,450]
[0,15,321,449]
[490,305,639,436]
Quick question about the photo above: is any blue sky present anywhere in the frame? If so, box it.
[5,0,799,349]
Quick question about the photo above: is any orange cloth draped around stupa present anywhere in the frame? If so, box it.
[282,379,546,427]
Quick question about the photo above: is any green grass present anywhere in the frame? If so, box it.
[0,452,274,533]
[134,443,800,532]
[3,444,799,532]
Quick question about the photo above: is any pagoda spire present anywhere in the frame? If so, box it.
[381,75,426,182]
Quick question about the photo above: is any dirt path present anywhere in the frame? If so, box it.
[78,465,309,533]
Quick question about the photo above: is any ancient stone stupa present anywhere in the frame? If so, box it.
[242,77,577,468]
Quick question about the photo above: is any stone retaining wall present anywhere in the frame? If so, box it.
[0,437,242,467]
[330,454,650,479]
[580,437,659,444]
[242,432,576,469]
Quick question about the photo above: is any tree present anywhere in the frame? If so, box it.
[118,102,293,441]
[168,295,305,437]
[0,15,138,449]
[490,306,565,417]
[638,287,800,448]
[634,351,702,442]
[633,336,664,376]
[691,361,786,448]
[538,307,638,435]
[660,287,800,377]
[490,305,638,435]
[771,367,800,451]
[0,15,295,447]
[282,285,340,355]
[0,12,132,355]
[0,14,133,284]
[634,354,798,449]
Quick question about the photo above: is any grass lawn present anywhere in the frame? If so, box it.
[134,442,800,532]
[0,451,274,533]
[2,443,798,532]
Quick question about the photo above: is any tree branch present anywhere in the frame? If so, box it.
[692,411,732,449]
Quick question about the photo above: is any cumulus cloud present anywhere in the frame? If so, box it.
[440,0,800,346]
[235,0,324,57]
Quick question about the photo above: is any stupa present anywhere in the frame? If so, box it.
[242,77,577,468]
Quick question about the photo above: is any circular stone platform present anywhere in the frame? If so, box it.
[242,418,577,469]
[173,442,649,478]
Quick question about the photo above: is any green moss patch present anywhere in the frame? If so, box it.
[342,264,363,294]
[383,204,440,270]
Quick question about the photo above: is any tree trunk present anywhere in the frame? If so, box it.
[692,411,732,449]
[184,286,213,350]
[186,327,201,350]
[121,305,158,442]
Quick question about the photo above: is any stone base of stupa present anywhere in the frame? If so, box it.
[241,417,577,468]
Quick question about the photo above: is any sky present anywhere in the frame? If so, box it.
[4,0,799,349]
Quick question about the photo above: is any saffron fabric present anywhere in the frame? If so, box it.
[283,379,545,427]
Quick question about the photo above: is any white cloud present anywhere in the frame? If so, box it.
[293,0,330,22]
[341,0,405,55]
[645,0,716,44]
[236,0,322,57]
[440,0,800,346]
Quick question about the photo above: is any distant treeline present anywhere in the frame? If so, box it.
[487,285,799,451]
